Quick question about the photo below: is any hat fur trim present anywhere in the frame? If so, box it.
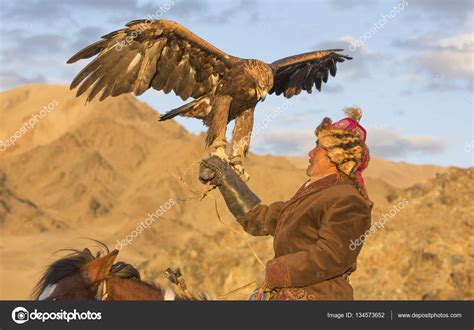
[315,116,367,176]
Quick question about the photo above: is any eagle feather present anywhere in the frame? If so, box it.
[68,20,352,165]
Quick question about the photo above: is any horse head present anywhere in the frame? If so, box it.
[33,245,132,300]
[33,242,206,301]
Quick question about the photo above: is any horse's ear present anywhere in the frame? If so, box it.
[82,250,119,283]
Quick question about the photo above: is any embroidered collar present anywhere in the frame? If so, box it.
[289,173,351,203]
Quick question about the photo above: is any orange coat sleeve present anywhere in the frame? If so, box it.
[236,201,286,236]
[265,194,371,288]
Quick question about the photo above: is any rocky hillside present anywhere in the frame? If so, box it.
[353,168,473,300]
[1,84,469,300]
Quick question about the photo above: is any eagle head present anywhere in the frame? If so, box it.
[250,61,273,101]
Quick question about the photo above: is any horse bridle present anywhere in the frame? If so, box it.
[94,267,189,300]
[95,279,109,300]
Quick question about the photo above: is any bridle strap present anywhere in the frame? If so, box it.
[95,279,109,300]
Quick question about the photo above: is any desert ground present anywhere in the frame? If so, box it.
[1,84,472,300]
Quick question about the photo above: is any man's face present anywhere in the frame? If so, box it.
[306,141,335,177]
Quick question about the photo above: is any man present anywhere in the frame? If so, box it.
[199,107,372,300]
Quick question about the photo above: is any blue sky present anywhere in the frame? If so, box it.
[0,0,472,166]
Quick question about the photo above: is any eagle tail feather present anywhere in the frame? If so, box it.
[159,96,211,121]
[159,105,189,121]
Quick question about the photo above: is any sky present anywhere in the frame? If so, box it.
[0,0,472,167]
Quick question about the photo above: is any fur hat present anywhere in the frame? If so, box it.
[315,107,369,178]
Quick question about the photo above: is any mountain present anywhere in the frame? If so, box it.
[284,156,446,189]
[1,84,469,301]
[353,167,473,299]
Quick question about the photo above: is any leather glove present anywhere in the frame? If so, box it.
[199,156,261,218]
[199,156,227,186]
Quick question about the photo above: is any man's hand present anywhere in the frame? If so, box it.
[198,155,261,219]
[199,156,228,186]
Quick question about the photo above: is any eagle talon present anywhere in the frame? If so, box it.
[68,21,352,184]
[231,163,250,182]
[210,146,230,163]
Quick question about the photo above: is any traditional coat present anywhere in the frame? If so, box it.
[237,173,372,300]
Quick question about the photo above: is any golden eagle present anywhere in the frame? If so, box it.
[68,20,352,178]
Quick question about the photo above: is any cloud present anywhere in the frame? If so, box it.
[251,126,445,158]
[107,0,211,25]
[0,0,261,92]
[0,0,254,27]
[410,0,472,13]
[0,31,69,83]
[316,36,379,80]
[20,34,67,54]
[0,33,67,61]
[323,84,345,93]
[0,1,64,20]
[1,0,141,20]
[367,126,445,157]
[331,0,377,9]
[419,33,474,80]
[393,32,473,90]
[69,26,107,52]
[0,71,47,90]
[391,33,439,50]
[330,0,470,22]
[252,129,314,155]
[193,0,260,25]
[408,0,473,22]
[399,74,422,82]
[423,79,472,92]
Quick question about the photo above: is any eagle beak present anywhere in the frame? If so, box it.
[257,88,267,101]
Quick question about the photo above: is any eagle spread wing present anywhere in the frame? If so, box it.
[67,20,239,102]
[270,49,352,98]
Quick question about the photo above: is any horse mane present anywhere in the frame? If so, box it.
[33,241,141,299]
[33,248,96,299]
